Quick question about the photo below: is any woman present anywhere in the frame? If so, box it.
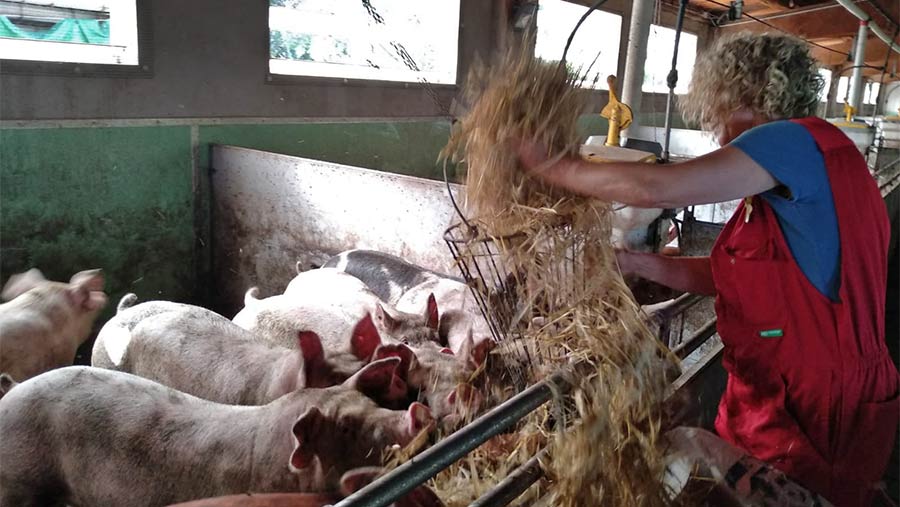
[517,33,898,506]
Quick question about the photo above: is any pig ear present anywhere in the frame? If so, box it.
[345,357,407,406]
[425,294,439,331]
[372,343,416,379]
[351,314,382,361]
[459,333,494,368]
[84,291,108,311]
[289,407,325,472]
[340,467,444,507]
[446,383,480,414]
[374,303,400,333]
[1,268,46,301]
[70,269,104,292]
[297,331,325,366]
[66,286,107,312]
[470,340,494,367]
[407,402,434,435]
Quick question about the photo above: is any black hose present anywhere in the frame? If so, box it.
[560,0,610,65]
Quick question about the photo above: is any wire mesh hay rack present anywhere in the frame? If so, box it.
[443,213,605,393]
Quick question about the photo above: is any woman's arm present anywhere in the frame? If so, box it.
[518,141,778,208]
[618,251,716,296]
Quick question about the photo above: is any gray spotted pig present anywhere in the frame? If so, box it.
[0,268,106,384]
[0,366,433,507]
[93,296,406,407]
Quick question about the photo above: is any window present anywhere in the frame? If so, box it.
[0,0,139,65]
[642,24,697,94]
[863,82,880,105]
[818,68,831,101]
[836,77,880,105]
[268,0,459,84]
[534,0,622,90]
[836,76,849,103]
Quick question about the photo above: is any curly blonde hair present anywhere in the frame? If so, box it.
[680,32,825,132]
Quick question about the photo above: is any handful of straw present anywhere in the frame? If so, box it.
[437,43,682,507]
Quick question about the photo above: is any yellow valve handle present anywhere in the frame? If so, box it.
[600,75,633,147]
[843,102,856,123]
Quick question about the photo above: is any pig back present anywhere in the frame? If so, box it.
[95,303,294,405]
[323,250,458,304]
[0,366,312,507]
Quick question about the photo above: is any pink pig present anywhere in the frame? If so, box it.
[93,296,407,407]
[0,366,433,507]
[0,268,106,385]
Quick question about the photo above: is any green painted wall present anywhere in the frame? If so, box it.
[0,120,465,324]
[0,114,652,326]
[199,121,454,179]
[0,127,195,321]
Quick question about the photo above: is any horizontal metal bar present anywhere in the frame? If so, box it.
[334,371,571,507]
[645,292,706,322]
[667,340,725,398]
[672,318,718,359]
[469,448,547,507]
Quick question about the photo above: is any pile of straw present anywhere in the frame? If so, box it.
[435,43,682,507]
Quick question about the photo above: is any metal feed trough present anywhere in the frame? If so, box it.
[209,146,724,507]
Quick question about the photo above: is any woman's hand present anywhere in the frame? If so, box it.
[515,138,551,175]
[514,138,576,186]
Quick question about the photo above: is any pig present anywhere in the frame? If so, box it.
[236,289,485,420]
[234,289,387,371]
[0,366,433,507]
[93,297,405,406]
[0,268,107,383]
[283,268,440,346]
[323,250,493,355]
[369,336,491,423]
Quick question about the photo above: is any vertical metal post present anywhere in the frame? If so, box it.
[824,66,840,118]
[621,0,654,139]
[662,0,690,162]
[848,20,868,113]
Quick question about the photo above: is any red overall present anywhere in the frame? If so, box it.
[711,117,899,506]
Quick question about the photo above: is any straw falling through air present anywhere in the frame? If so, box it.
[431,41,687,507]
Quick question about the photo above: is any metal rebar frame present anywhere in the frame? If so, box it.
[333,370,571,507]
[671,318,718,359]
[469,449,548,507]
[661,0,690,162]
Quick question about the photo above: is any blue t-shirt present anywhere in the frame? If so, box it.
[730,120,840,301]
